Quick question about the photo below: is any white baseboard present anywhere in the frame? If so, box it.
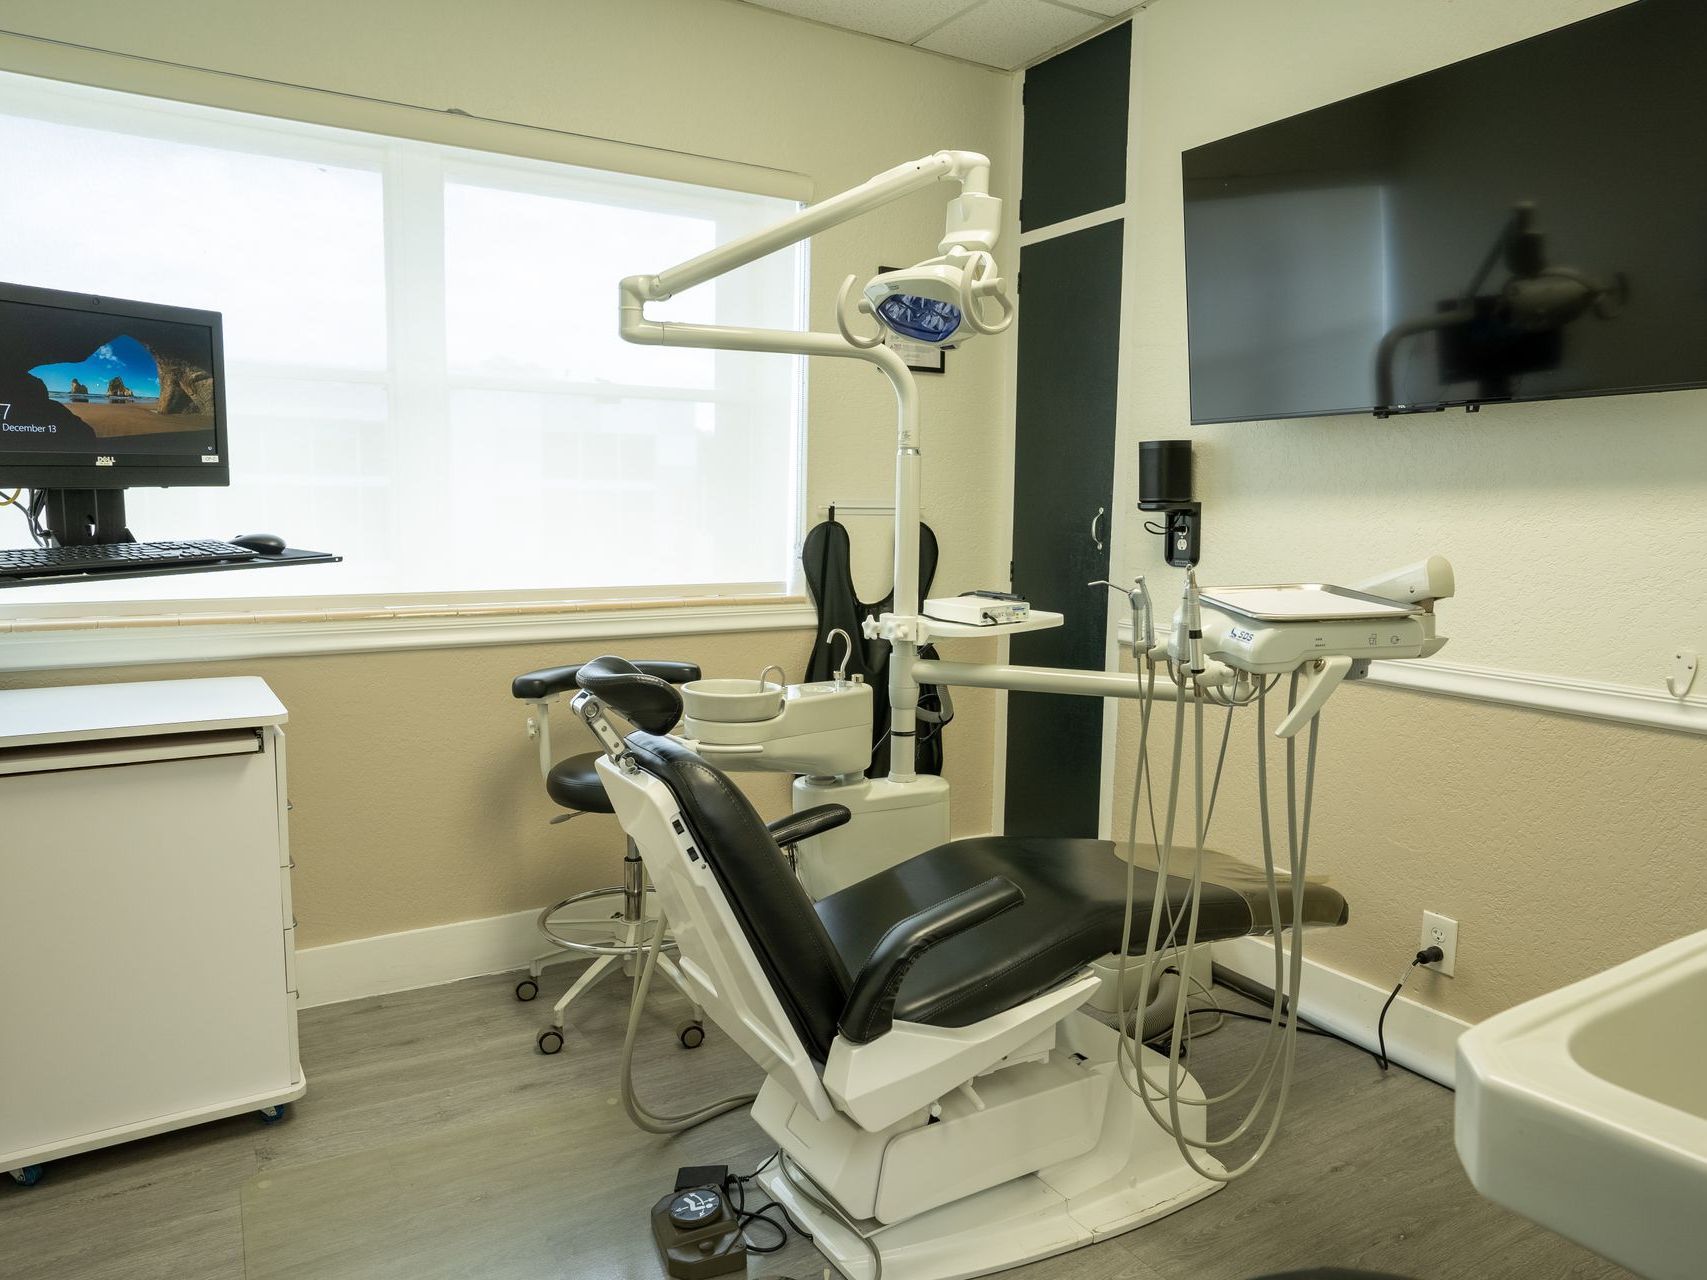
[295,908,549,1009]
[1212,936,1468,1088]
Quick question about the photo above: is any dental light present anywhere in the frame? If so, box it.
[838,189,1014,349]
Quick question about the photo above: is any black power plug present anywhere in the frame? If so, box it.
[1375,946,1446,1071]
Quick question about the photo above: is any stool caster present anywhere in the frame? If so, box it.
[8,1165,43,1187]
[515,978,539,1002]
[537,1028,565,1055]
[678,1021,706,1050]
[258,1104,291,1125]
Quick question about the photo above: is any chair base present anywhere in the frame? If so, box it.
[522,884,703,1046]
[755,1013,1223,1280]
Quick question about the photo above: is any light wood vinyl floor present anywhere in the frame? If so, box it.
[0,965,1633,1280]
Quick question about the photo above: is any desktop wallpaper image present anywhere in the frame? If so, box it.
[0,299,218,455]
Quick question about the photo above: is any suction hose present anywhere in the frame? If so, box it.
[618,910,754,1134]
[1112,659,1322,1182]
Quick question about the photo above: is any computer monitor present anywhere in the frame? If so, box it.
[0,281,227,543]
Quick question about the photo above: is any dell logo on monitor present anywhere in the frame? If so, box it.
[95,455,115,466]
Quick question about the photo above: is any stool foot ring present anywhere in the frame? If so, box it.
[536,888,672,958]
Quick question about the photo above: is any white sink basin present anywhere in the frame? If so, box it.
[680,677,785,724]
[1456,928,1707,1280]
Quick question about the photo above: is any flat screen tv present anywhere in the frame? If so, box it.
[1181,0,1707,423]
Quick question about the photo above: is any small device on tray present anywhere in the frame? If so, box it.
[925,591,1031,627]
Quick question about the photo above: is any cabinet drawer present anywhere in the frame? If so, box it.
[0,729,261,778]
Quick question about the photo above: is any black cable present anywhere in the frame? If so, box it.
[1211,970,1387,1070]
[1376,946,1444,1071]
[726,1151,815,1252]
[1185,1005,1334,1037]
[726,1169,788,1253]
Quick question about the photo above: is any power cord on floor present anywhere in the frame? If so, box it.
[1376,946,1444,1071]
[726,1151,816,1254]
[1207,969,1386,1070]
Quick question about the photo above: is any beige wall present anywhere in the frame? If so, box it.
[0,0,1015,946]
[1111,0,1707,1021]
[1112,677,1707,1023]
[0,631,996,949]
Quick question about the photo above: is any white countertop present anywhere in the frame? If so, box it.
[0,676,286,748]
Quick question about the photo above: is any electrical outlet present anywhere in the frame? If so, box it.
[1420,911,1458,977]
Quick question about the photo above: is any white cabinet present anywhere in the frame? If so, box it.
[0,677,304,1181]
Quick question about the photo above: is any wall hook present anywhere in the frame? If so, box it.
[1666,649,1699,699]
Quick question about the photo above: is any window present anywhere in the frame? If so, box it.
[0,72,805,609]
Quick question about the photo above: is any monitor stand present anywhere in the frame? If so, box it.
[38,489,134,546]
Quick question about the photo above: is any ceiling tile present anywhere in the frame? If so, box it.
[915,0,1103,70]
[740,0,973,45]
[1053,0,1137,16]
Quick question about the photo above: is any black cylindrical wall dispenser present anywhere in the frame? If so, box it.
[1138,438,1201,567]
[1138,439,1193,511]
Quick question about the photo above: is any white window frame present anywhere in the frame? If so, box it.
[0,70,815,662]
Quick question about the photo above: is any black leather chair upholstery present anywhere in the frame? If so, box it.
[578,655,1293,1058]
[511,659,702,702]
[815,836,1253,1031]
[545,753,614,813]
[514,660,703,816]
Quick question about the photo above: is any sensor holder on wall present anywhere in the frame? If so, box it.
[1139,438,1201,568]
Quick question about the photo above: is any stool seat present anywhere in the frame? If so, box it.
[546,752,614,814]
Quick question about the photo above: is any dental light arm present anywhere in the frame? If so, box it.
[624,150,994,311]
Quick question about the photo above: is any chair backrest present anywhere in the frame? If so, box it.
[574,656,851,1063]
[624,732,851,1060]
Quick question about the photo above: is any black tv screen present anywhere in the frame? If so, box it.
[1182,0,1707,423]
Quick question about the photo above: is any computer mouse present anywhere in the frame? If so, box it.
[231,533,287,556]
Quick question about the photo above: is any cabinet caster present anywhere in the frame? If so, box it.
[515,978,539,1002]
[537,1028,565,1055]
[258,1104,291,1125]
[7,1165,43,1187]
[678,1021,706,1050]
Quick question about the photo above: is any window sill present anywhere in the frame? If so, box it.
[0,594,818,673]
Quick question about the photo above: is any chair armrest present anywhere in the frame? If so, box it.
[766,804,852,848]
[511,659,703,701]
[511,664,585,700]
[838,877,1025,1045]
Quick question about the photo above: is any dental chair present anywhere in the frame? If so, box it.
[509,658,849,1055]
[573,656,1350,1280]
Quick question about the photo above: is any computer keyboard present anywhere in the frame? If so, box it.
[0,539,260,580]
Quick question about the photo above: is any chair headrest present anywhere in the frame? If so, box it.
[576,655,683,735]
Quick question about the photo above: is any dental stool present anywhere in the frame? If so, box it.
[510,659,851,1056]
[511,659,705,1055]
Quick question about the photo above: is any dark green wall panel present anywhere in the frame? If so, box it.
[1021,22,1130,231]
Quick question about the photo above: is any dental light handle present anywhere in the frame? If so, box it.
[960,251,1015,336]
[835,274,885,349]
[1274,655,1353,738]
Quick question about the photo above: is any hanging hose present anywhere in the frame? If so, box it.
[618,908,754,1134]
[1112,657,1325,1182]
